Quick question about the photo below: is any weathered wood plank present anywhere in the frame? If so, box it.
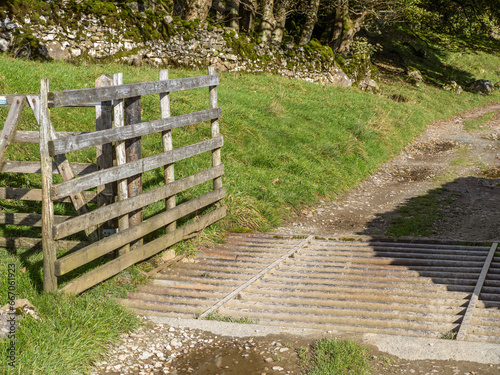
[13,131,89,144]
[0,160,98,175]
[0,187,97,202]
[0,96,25,164]
[48,108,221,155]
[48,75,220,108]
[0,95,31,107]
[60,205,226,294]
[28,94,99,242]
[208,66,223,190]
[113,72,130,256]
[0,187,44,201]
[53,165,224,239]
[26,93,100,242]
[95,74,113,206]
[39,78,57,292]
[0,237,87,251]
[125,95,143,249]
[55,187,225,276]
[160,69,176,234]
[0,212,71,227]
[52,136,224,200]
[95,74,114,240]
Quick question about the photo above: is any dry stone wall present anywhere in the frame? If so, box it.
[0,10,353,87]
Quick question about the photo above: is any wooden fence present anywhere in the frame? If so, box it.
[0,68,226,294]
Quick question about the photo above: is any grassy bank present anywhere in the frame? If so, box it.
[0,51,499,373]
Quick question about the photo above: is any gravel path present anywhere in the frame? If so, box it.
[90,316,500,375]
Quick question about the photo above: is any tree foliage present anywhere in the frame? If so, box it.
[3,0,499,54]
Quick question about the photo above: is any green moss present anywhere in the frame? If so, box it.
[83,0,117,17]
[304,39,335,63]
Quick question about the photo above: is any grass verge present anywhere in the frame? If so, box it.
[299,338,371,375]
[202,312,258,324]
[463,111,497,131]
[0,247,143,374]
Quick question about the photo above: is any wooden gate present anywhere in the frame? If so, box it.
[0,95,96,253]
[1,68,226,294]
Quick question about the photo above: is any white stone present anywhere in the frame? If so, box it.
[0,39,10,52]
[139,351,153,360]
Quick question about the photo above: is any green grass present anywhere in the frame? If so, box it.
[203,312,258,324]
[1,54,499,235]
[301,338,371,375]
[464,111,496,131]
[441,330,458,340]
[0,247,142,374]
[1,45,500,373]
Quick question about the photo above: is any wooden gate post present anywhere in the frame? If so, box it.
[159,69,176,233]
[95,74,114,239]
[208,66,222,190]
[124,95,143,249]
[113,72,130,255]
[40,78,57,292]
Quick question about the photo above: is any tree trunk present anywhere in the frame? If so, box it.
[212,0,224,23]
[331,0,348,46]
[229,0,240,29]
[260,0,275,44]
[299,0,320,45]
[185,0,213,21]
[329,0,370,54]
[336,10,369,53]
[240,0,258,33]
[272,0,292,44]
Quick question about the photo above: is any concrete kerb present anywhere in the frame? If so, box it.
[147,316,500,365]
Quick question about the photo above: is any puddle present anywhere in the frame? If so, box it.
[407,140,459,155]
[390,166,434,181]
[171,336,303,375]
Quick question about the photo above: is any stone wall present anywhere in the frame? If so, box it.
[0,8,353,87]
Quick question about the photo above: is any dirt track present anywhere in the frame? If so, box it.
[277,103,500,242]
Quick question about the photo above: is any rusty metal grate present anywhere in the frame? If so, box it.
[118,234,500,343]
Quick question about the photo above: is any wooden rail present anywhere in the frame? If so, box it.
[0,68,226,294]
[48,75,220,107]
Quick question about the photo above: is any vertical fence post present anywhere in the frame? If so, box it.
[95,74,114,239]
[124,95,143,249]
[40,78,57,292]
[208,66,222,190]
[159,69,176,233]
[113,73,130,256]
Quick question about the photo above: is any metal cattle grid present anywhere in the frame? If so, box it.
[119,233,500,343]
